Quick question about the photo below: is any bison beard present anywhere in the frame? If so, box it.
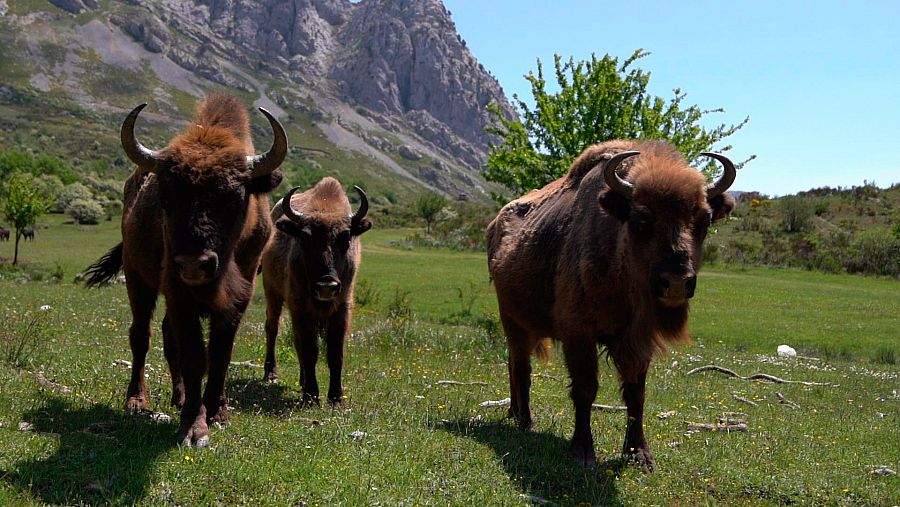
[487,140,736,472]
[83,94,286,447]
[260,178,371,406]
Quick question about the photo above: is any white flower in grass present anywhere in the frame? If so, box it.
[40,305,52,311]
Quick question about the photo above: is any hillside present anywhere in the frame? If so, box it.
[0,0,515,202]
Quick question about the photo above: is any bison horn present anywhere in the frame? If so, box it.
[121,103,161,173]
[701,152,737,198]
[246,107,288,179]
[351,185,369,223]
[281,186,305,223]
[603,150,640,199]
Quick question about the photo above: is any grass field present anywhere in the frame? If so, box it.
[0,215,898,505]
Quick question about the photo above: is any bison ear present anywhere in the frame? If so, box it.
[351,218,372,236]
[247,169,284,195]
[275,218,306,237]
[708,192,735,222]
[598,190,630,222]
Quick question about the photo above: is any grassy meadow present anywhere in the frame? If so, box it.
[0,215,898,505]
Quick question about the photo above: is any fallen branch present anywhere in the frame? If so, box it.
[35,372,73,394]
[687,422,748,432]
[437,380,488,386]
[230,360,261,368]
[776,392,800,409]
[479,398,510,407]
[687,364,829,386]
[592,404,627,412]
[732,394,758,407]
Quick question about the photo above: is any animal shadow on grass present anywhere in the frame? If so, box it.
[440,418,626,506]
[226,375,306,417]
[3,396,176,505]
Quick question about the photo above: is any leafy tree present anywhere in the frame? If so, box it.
[415,192,448,235]
[485,49,753,197]
[3,173,51,265]
[53,182,93,214]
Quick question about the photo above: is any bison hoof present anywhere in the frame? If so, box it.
[507,408,536,431]
[207,405,230,424]
[177,417,210,448]
[125,396,148,413]
[263,371,278,383]
[624,447,657,473]
[568,443,597,469]
[328,397,346,408]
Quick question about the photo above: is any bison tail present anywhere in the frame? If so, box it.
[533,338,553,362]
[82,243,124,288]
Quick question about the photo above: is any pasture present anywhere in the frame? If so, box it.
[0,216,898,505]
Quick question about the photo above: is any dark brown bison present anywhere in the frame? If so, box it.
[486,140,736,472]
[261,177,372,405]
[0,226,9,241]
[22,227,34,241]
[84,94,286,446]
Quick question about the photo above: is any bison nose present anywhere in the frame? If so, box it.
[655,272,696,305]
[314,280,341,301]
[174,251,219,284]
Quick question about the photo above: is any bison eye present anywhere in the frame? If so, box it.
[628,210,653,234]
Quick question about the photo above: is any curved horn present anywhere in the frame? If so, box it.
[603,150,640,199]
[701,152,737,198]
[281,186,305,223]
[351,185,369,223]
[247,107,288,178]
[121,103,161,173]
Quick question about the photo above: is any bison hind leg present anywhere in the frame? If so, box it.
[500,316,537,431]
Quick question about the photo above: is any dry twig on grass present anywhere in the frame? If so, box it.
[437,380,488,386]
[686,364,829,386]
[687,422,748,432]
[776,392,800,409]
[230,360,261,368]
[592,404,627,412]
[733,394,759,406]
[35,372,73,393]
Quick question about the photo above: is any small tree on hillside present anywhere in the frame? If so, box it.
[3,173,51,265]
[485,49,753,198]
[415,192,448,235]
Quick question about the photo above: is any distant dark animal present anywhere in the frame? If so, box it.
[22,227,34,241]
[0,226,9,241]
[486,140,736,472]
[261,177,372,405]
[83,94,286,447]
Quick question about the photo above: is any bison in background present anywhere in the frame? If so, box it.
[22,227,34,241]
[0,226,9,241]
[84,94,286,447]
[261,177,371,406]
[487,140,736,472]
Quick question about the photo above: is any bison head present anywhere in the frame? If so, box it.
[599,147,736,308]
[276,182,372,303]
[121,102,286,286]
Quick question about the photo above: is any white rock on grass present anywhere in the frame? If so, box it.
[777,344,797,357]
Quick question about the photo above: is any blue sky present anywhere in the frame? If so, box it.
[443,0,900,196]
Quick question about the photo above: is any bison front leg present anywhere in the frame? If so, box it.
[562,336,599,468]
[325,307,350,406]
[613,355,656,473]
[263,284,283,383]
[123,274,157,413]
[172,311,208,447]
[204,316,241,424]
[161,313,184,408]
[292,315,320,406]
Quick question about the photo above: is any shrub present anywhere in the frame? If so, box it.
[66,198,104,225]
[845,229,900,277]
[54,182,93,213]
[778,196,814,233]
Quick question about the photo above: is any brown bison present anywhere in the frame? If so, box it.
[22,227,34,241]
[0,226,9,241]
[486,140,736,472]
[84,94,286,446]
[261,177,372,405]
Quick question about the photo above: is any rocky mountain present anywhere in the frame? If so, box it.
[0,0,515,201]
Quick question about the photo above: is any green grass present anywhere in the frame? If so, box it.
[0,217,898,505]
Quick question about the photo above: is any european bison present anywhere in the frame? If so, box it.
[84,94,286,446]
[22,227,34,241]
[261,178,372,405]
[487,140,736,471]
[0,226,9,241]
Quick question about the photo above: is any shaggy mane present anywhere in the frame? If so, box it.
[292,177,351,220]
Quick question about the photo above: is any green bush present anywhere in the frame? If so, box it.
[66,198,104,225]
[779,196,814,233]
[54,182,93,213]
[845,229,900,277]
